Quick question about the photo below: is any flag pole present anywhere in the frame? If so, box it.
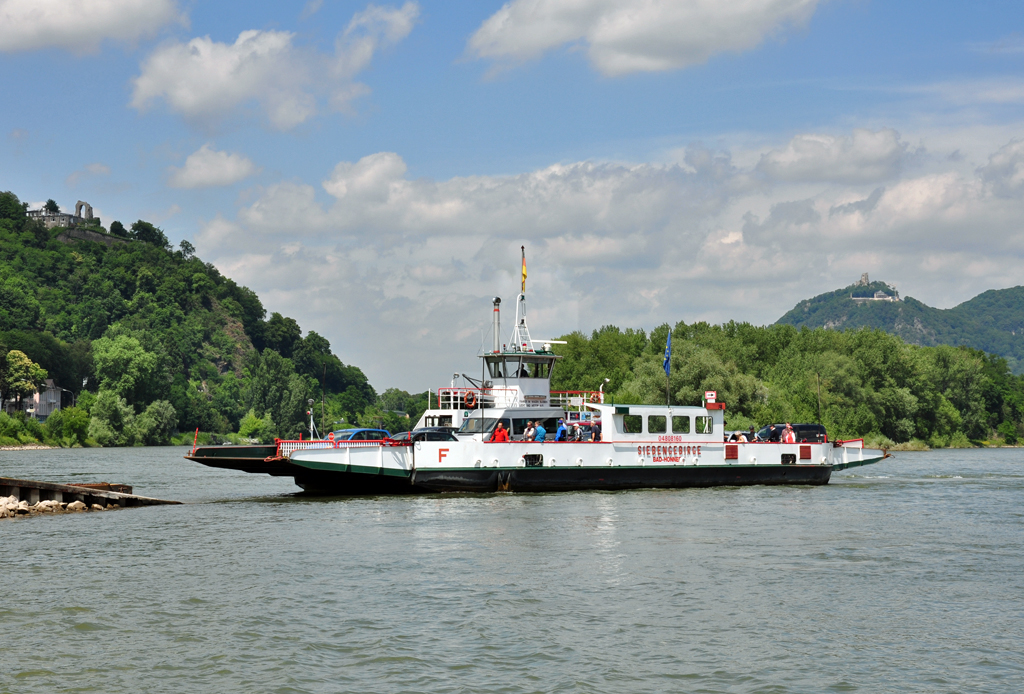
[663,330,672,407]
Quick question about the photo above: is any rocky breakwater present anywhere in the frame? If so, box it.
[0,495,118,518]
[0,477,181,516]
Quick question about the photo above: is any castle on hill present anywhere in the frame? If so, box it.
[851,273,899,303]
[26,200,94,229]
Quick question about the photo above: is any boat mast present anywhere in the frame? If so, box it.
[509,246,533,353]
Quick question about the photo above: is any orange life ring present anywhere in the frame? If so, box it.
[465,391,477,408]
[589,393,599,403]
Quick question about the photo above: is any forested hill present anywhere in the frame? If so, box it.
[551,321,1024,449]
[776,280,1024,373]
[0,190,423,448]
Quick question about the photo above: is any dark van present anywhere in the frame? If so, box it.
[755,423,827,443]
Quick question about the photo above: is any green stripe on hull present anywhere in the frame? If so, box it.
[831,454,889,471]
[288,459,412,478]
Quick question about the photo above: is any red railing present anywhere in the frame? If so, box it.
[432,388,604,409]
[274,438,411,457]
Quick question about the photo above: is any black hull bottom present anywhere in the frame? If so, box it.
[411,465,831,493]
[292,465,831,495]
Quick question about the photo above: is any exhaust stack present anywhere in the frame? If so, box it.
[492,297,501,353]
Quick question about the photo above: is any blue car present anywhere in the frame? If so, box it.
[330,428,390,441]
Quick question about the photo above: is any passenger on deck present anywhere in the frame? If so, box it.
[572,423,583,441]
[555,419,568,441]
[737,431,748,442]
[524,421,536,441]
[748,426,757,442]
[782,423,797,444]
[489,422,510,443]
[534,422,547,442]
[590,418,602,442]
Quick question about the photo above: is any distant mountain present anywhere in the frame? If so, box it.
[776,276,1024,373]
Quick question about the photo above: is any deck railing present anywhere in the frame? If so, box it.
[431,388,603,410]
[275,438,411,457]
[549,391,603,408]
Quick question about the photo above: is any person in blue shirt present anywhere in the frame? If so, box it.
[555,419,568,441]
[534,422,547,442]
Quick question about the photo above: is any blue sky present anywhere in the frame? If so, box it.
[2,0,1024,390]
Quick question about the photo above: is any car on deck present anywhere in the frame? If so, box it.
[388,427,459,443]
[330,428,390,441]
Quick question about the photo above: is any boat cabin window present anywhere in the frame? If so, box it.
[486,357,552,379]
[672,416,690,434]
[458,417,512,435]
[695,416,713,435]
[623,414,642,434]
[648,416,666,434]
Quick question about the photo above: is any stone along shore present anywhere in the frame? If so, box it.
[0,477,180,519]
[1,495,117,518]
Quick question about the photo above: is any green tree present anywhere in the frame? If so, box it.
[44,199,59,214]
[242,349,311,438]
[88,390,137,446]
[263,313,302,358]
[109,220,128,237]
[130,220,169,248]
[0,273,43,330]
[135,400,178,445]
[0,191,27,221]
[91,334,159,403]
[0,349,48,410]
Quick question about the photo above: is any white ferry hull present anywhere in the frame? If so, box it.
[286,436,887,494]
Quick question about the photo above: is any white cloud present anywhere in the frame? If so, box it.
[131,2,419,129]
[756,128,909,184]
[468,0,819,76]
[0,0,183,53]
[167,144,259,189]
[979,139,1024,197]
[196,131,1024,391]
[65,162,111,187]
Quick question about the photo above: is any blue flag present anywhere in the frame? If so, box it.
[663,331,671,377]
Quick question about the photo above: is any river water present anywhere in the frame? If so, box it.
[1,447,1022,693]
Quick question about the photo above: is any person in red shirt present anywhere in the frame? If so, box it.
[489,422,510,442]
[782,423,797,444]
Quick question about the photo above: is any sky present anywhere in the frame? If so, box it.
[2,0,1024,392]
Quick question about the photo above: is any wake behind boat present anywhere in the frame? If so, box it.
[186,251,890,493]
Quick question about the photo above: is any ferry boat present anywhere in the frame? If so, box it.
[186,255,890,494]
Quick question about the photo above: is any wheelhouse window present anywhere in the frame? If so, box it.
[695,416,713,435]
[486,357,553,379]
[671,416,690,434]
[622,414,642,433]
[648,415,666,434]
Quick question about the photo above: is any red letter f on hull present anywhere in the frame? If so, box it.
[439,449,449,463]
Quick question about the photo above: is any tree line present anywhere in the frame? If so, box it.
[552,321,1024,447]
